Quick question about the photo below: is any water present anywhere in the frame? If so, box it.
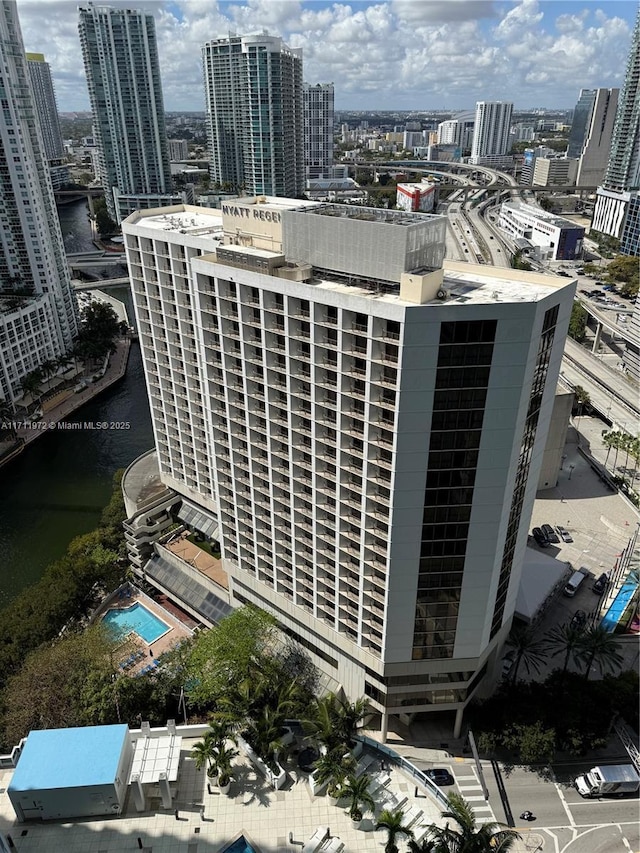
[102,602,170,644]
[56,199,96,254]
[0,208,154,607]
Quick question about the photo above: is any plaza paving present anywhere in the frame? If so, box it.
[0,739,447,853]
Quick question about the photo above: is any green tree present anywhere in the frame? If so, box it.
[311,748,355,797]
[303,692,370,753]
[511,249,533,271]
[503,721,556,764]
[506,626,548,683]
[576,626,624,679]
[425,793,520,852]
[186,605,277,707]
[375,808,414,852]
[545,622,586,675]
[93,196,117,236]
[538,196,554,212]
[572,384,591,416]
[568,302,587,342]
[336,773,376,823]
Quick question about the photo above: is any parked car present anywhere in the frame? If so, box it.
[532,527,549,547]
[595,280,605,285]
[426,768,455,786]
[557,271,571,277]
[556,525,573,543]
[541,523,559,543]
[593,573,610,595]
[603,285,617,292]
[570,610,587,629]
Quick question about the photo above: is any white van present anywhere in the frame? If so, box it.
[564,569,587,597]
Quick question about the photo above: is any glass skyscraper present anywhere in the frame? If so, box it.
[78,5,174,223]
[203,35,304,198]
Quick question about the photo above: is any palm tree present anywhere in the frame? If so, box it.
[311,748,355,796]
[190,734,216,776]
[375,808,414,853]
[506,626,548,683]
[545,622,586,675]
[426,793,520,852]
[303,692,370,753]
[576,625,624,679]
[336,773,376,823]
[211,742,239,788]
[407,840,436,853]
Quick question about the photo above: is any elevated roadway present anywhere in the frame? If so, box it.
[560,337,639,433]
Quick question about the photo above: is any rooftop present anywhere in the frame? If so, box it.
[0,731,447,853]
[8,725,129,792]
[299,203,443,227]
[502,200,586,231]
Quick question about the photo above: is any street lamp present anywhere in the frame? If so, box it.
[568,464,575,480]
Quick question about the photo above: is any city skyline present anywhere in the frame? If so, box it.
[16,0,638,113]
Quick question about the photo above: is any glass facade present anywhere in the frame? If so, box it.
[412,319,497,660]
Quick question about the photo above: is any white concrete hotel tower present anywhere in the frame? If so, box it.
[0,5,78,404]
[123,198,574,736]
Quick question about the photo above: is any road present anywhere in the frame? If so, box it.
[413,756,639,853]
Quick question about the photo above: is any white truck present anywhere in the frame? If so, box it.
[574,764,640,798]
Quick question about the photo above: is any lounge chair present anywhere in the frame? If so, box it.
[302,826,330,853]
[354,753,375,777]
[320,837,344,853]
[403,806,424,829]
[366,771,390,795]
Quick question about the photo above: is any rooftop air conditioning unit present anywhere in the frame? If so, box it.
[436,288,449,300]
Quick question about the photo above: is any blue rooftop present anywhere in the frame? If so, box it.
[8,724,129,792]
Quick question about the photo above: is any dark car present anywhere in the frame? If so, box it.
[532,527,549,547]
[557,271,571,277]
[426,768,455,787]
[541,523,559,544]
[556,525,573,543]
[593,573,610,595]
[570,610,587,629]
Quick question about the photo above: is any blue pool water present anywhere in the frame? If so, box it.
[222,836,258,853]
[600,571,639,633]
[103,602,170,644]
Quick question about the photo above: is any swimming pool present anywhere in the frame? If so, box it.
[221,836,259,853]
[103,602,170,644]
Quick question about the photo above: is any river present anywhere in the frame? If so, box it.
[0,202,154,608]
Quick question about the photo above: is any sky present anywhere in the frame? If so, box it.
[16,0,639,113]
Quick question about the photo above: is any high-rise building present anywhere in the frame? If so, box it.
[575,89,619,186]
[203,35,304,198]
[0,6,78,404]
[470,101,513,166]
[592,9,640,254]
[25,53,64,162]
[168,140,189,162]
[303,83,334,182]
[437,112,475,151]
[123,196,574,737]
[567,89,596,159]
[78,5,175,223]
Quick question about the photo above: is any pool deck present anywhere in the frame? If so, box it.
[0,738,448,853]
[100,588,193,674]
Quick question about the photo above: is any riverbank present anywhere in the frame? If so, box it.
[0,337,132,468]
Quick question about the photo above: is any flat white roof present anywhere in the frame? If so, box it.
[129,734,182,784]
[126,206,223,237]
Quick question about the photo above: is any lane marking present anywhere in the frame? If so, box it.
[555,782,576,828]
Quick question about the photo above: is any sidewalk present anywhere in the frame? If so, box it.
[0,337,131,466]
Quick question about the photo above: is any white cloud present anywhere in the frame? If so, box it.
[15,0,635,112]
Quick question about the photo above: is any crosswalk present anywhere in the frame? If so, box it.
[453,763,497,823]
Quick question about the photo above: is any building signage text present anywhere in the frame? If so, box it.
[222,204,281,223]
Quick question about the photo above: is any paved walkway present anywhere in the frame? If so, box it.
[0,739,448,853]
[0,337,131,467]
